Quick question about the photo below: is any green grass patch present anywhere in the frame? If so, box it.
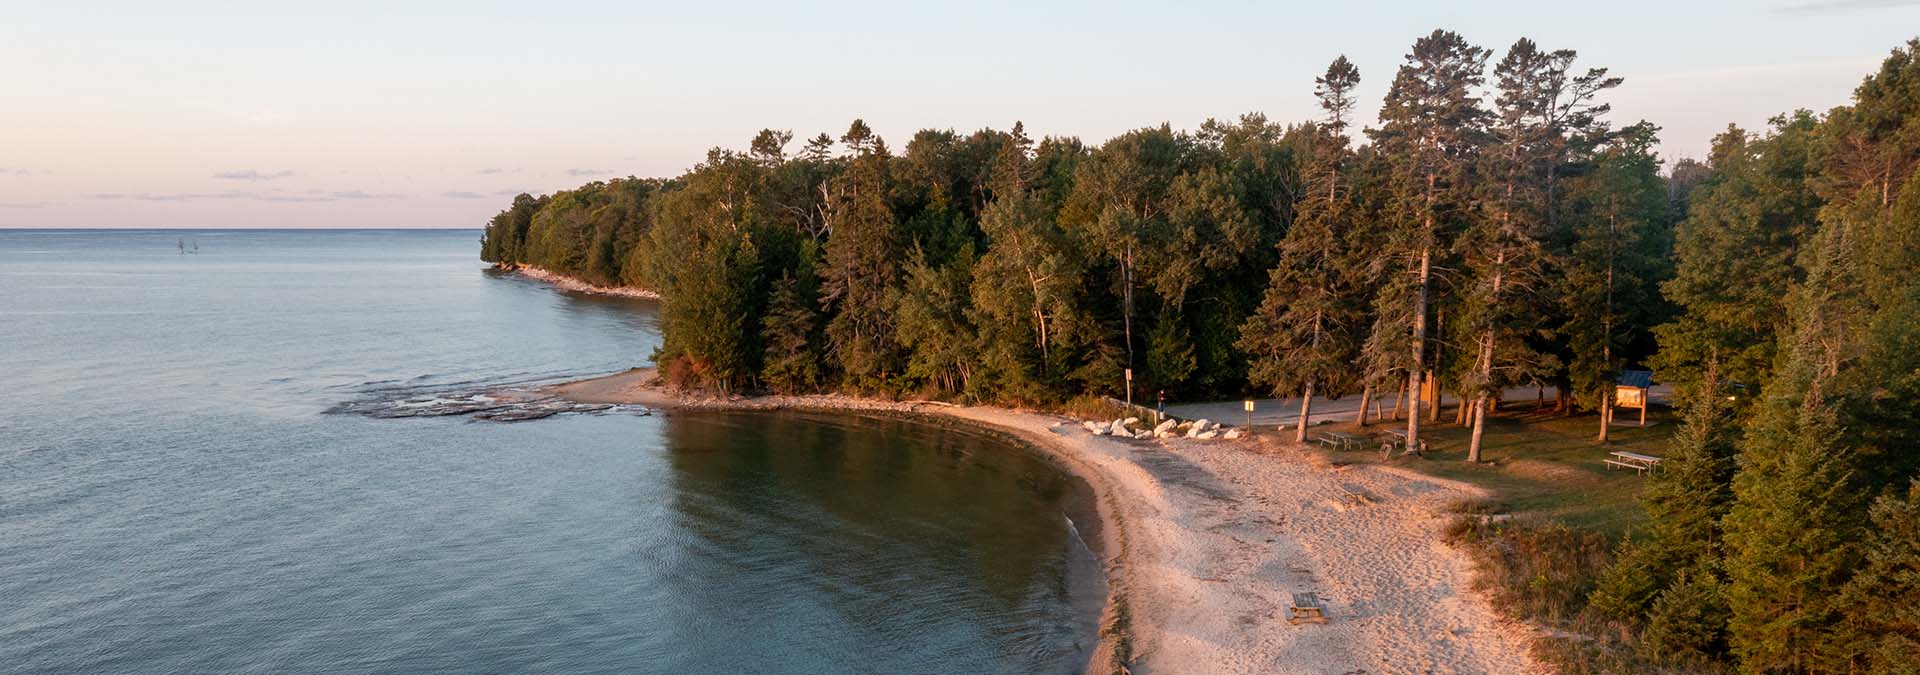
[1321,402,1676,537]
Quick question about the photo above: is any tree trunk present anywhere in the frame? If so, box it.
[1467,393,1490,462]
[1355,384,1373,426]
[1597,388,1612,442]
[1294,381,1314,443]
[1121,242,1135,373]
[1427,371,1443,424]
[1407,231,1432,450]
[1392,382,1406,420]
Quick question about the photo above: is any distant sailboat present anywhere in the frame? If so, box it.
[178,237,186,255]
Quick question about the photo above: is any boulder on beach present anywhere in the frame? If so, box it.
[1186,419,1212,438]
[1197,430,1220,440]
[1153,418,1178,435]
[1110,419,1130,435]
[1223,429,1243,440]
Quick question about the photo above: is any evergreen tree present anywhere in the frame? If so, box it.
[1460,38,1618,461]
[646,151,766,392]
[1835,482,1920,673]
[761,271,823,394]
[1239,56,1365,441]
[819,120,904,388]
[1366,29,1491,451]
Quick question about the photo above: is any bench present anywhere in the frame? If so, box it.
[1604,458,1650,474]
[1288,592,1328,625]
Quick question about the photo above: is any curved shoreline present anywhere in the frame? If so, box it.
[493,264,662,299]
[548,369,1136,673]
[546,368,1545,675]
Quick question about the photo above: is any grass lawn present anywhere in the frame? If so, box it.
[1312,400,1677,537]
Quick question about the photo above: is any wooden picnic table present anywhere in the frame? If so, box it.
[1605,450,1664,475]
[1317,431,1364,451]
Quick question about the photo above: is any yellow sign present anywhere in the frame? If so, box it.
[1244,400,1255,412]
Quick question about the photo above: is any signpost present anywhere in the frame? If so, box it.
[1244,399,1254,431]
[1124,368,1133,410]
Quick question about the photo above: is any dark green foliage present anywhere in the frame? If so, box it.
[760,272,823,394]
[1639,569,1731,669]
[1651,115,1822,402]
[1835,482,1920,674]
[820,124,904,389]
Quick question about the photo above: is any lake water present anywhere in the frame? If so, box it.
[0,229,1101,674]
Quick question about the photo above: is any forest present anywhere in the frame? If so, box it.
[482,31,1920,672]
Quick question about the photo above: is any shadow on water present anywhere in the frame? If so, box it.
[649,411,1106,674]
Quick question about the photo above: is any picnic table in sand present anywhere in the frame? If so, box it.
[1288,592,1328,625]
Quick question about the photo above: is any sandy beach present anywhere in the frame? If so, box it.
[549,369,1545,675]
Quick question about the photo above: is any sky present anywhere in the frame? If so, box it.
[3,0,1917,229]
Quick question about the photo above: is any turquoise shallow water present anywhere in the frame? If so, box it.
[0,229,1100,674]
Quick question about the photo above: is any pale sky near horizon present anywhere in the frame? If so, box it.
[3,0,1917,229]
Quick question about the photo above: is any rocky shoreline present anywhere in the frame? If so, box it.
[495,263,661,300]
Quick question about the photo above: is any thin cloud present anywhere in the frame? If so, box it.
[213,169,296,181]
[492,189,532,197]
[565,168,612,177]
[441,191,488,199]
[0,200,50,208]
[476,168,505,175]
[320,190,402,200]
[1776,0,1920,12]
[87,189,401,203]
[0,167,30,176]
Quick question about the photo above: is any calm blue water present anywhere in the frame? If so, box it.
[0,230,1100,674]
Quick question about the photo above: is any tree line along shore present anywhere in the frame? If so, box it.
[482,30,1920,674]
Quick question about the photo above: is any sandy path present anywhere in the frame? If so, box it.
[547,370,1544,675]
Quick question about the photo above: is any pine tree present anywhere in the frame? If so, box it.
[819,120,904,389]
[1589,364,1737,658]
[1367,29,1491,452]
[1239,56,1364,441]
[1460,38,1618,461]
